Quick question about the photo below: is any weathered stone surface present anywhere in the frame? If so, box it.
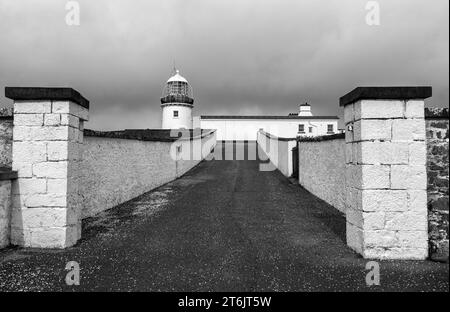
[405,100,425,118]
[43,113,61,126]
[13,101,52,114]
[391,165,427,190]
[426,112,449,262]
[0,117,13,168]
[13,114,44,126]
[355,100,404,120]
[392,119,426,141]
[359,141,408,165]
[353,119,392,142]
[361,190,407,212]
[0,180,12,248]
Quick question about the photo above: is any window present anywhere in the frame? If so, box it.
[309,127,313,133]
[298,124,305,133]
[173,110,179,118]
[327,124,334,133]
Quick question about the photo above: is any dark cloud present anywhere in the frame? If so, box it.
[0,0,448,130]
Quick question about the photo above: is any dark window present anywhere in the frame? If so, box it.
[309,127,313,133]
[327,124,334,133]
[298,124,305,133]
[173,110,179,118]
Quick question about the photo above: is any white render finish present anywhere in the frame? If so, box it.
[11,100,88,248]
[344,99,428,260]
[257,131,297,177]
[298,138,346,213]
[161,105,193,129]
[200,118,338,141]
[80,131,216,218]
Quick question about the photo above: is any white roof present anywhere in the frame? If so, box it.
[167,70,188,83]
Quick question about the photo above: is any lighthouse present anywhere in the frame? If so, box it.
[160,69,194,129]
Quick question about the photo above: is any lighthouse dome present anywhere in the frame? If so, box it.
[161,69,194,105]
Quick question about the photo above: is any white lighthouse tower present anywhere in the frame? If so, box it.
[161,69,194,129]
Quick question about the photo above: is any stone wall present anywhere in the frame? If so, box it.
[80,130,216,218]
[297,134,346,213]
[0,170,17,248]
[425,107,449,262]
[257,130,296,177]
[0,107,13,168]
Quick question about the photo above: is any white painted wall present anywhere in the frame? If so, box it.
[80,131,216,218]
[298,138,346,213]
[257,131,297,177]
[200,118,338,141]
[162,105,193,129]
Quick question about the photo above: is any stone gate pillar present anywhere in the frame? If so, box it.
[341,87,431,260]
[5,87,89,248]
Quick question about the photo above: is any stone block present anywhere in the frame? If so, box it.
[346,208,363,226]
[11,208,77,228]
[361,190,407,212]
[14,101,51,114]
[353,119,392,142]
[397,231,428,249]
[43,114,61,126]
[47,141,80,161]
[345,143,353,164]
[12,141,47,164]
[346,221,363,254]
[391,165,427,190]
[407,190,427,211]
[13,126,69,141]
[52,101,89,121]
[11,178,47,195]
[363,212,385,230]
[357,165,390,189]
[392,119,426,141]
[355,100,404,120]
[363,247,427,260]
[345,127,354,143]
[12,225,78,248]
[405,100,425,118]
[46,179,67,195]
[364,230,398,248]
[359,142,408,165]
[385,211,427,231]
[12,163,32,178]
[13,114,44,126]
[344,103,354,124]
[24,194,67,207]
[60,114,79,128]
[408,142,426,165]
[33,161,68,179]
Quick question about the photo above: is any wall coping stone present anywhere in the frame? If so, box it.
[297,132,345,142]
[5,87,89,109]
[259,130,297,142]
[84,128,216,142]
[425,107,449,119]
[340,86,432,106]
[0,168,17,181]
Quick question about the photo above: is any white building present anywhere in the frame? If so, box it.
[161,70,194,129]
[160,69,339,140]
[200,103,339,141]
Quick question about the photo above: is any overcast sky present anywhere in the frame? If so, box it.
[0,0,448,130]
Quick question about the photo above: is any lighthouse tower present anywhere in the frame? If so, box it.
[161,69,194,129]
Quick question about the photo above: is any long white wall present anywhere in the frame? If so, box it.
[298,136,346,213]
[201,118,338,141]
[79,131,216,218]
[257,130,297,177]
